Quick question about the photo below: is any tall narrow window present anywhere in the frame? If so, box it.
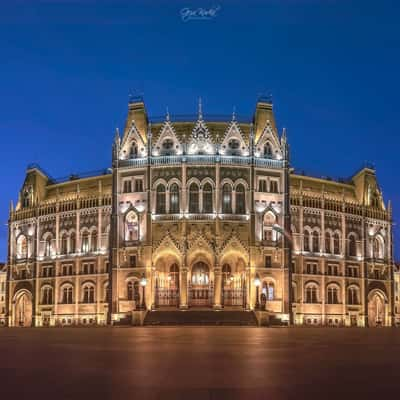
[235,184,245,214]
[61,234,68,254]
[348,287,358,305]
[333,233,340,254]
[348,235,356,257]
[17,235,28,259]
[305,286,317,303]
[130,142,138,158]
[327,287,339,304]
[90,230,97,252]
[304,231,310,252]
[312,231,319,253]
[325,232,331,253]
[127,282,134,300]
[135,179,143,192]
[170,183,180,213]
[156,184,166,214]
[258,179,267,192]
[69,232,76,254]
[202,183,213,213]
[222,184,232,214]
[42,287,53,305]
[81,232,89,253]
[189,183,199,213]
[125,212,138,241]
[45,237,52,257]
[62,286,73,304]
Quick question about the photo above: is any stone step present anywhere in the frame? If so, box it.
[143,310,258,326]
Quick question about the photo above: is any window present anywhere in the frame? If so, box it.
[348,287,358,305]
[42,266,53,277]
[333,233,340,254]
[235,184,245,214]
[347,266,358,277]
[42,287,53,305]
[17,235,28,258]
[262,282,275,300]
[83,285,95,303]
[70,232,76,253]
[170,183,180,213]
[304,231,310,252]
[129,255,137,267]
[123,180,132,193]
[305,285,318,303]
[270,180,278,193]
[61,234,68,255]
[348,235,357,257]
[189,183,200,213]
[62,264,73,276]
[264,142,272,157]
[228,138,240,155]
[327,286,339,304]
[306,263,317,274]
[22,190,30,208]
[125,211,138,241]
[45,237,52,257]
[127,281,134,300]
[62,286,73,304]
[325,232,331,253]
[129,142,138,158]
[156,184,166,214]
[222,184,232,214]
[373,236,384,259]
[82,263,95,274]
[258,179,267,192]
[91,230,97,252]
[135,179,143,192]
[265,256,272,268]
[312,231,319,253]
[81,232,89,253]
[162,139,174,155]
[374,270,380,280]
[203,183,213,213]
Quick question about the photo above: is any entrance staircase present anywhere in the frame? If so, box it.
[143,309,258,326]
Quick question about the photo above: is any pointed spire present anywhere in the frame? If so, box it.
[114,128,120,147]
[281,128,287,145]
[198,97,203,120]
[9,200,14,213]
[232,106,236,122]
[166,106,170,122]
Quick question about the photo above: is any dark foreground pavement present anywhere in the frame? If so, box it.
[1,327,400,400]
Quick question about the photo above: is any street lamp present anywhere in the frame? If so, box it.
[140,275,147,310]
[254,276,261,310]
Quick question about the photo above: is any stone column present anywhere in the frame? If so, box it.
[213,265,222,309]
[179,267,188,309]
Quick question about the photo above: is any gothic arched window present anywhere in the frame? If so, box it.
[127,281,134,300]
[235,184,245,214]
[61,234,68,255]
[129,141,138,158]
[45,236,52,257]
[125,211,138,241]
[189,183,200,213]
[202,183,213,213]
[69,232,76,254]
[156,184,166,214]
[222,183,232,214]
[305,284,318,303]
[17,235,27,259]
[348,287,359,305]
[264,142,273,157]
[91,230,97,252]
[169,183,180,213]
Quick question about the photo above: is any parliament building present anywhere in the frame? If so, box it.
[6,98,396,327]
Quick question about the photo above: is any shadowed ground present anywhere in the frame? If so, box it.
[1,327,400,400]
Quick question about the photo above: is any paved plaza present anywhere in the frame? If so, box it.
[1,327,400,399]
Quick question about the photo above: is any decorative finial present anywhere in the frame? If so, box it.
[166,106,170,122]
[198,97,203,120]
[232,106,236,121]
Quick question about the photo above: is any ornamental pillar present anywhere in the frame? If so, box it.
[179,267,188,309]
[213,266,222,309]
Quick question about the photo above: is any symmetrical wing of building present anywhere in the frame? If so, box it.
[7,98,396,327]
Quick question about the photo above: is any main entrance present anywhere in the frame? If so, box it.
[155,264,180,307]
[368,290,386,327]
[221,264,245,307]
[14,291,33,327]
[189,262,213,307]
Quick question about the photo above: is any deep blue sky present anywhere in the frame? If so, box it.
[0,0,399,261]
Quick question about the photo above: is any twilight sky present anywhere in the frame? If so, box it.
[0,0,399,261]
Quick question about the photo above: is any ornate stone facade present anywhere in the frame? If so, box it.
[6,99,395,327]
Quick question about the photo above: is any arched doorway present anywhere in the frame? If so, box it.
[368,290,387,327]
[189,262,212,307]
[221,264,245,307]
[14,291,33,327]
[155,263,180,307]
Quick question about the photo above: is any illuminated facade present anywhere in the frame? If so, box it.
[7,99,395,327]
